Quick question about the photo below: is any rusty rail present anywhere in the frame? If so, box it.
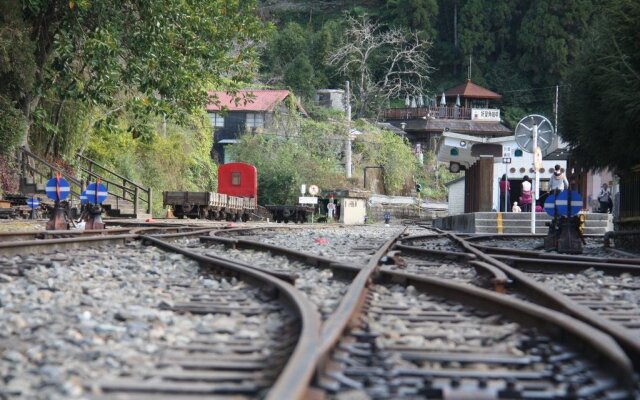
[446,231,640,369]
[142,235,322,400]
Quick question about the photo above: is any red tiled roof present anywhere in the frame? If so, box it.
[443,80,502,100]
[206,90,291,112]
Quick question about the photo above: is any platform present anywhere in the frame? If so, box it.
[433,212,611,234]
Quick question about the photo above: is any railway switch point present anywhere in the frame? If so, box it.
[84,205,105,230]
[46,205,69,230]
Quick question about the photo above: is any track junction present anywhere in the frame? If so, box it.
[0,219,639,399]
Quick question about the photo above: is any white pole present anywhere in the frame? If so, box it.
[531,122,538,234]
[345,81,352,179]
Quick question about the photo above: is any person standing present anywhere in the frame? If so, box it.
[549,165,569,194]
[499,174,510,212]
[598,183,611,213]
[327,199,336,221]
[520,175,532,212]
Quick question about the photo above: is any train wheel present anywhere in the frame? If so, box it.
[174,206,185,219]
[242,213,249,222]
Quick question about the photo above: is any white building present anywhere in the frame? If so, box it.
[437,132,567,215]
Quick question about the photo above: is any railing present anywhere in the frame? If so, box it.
[383,106,473,120]
[18,146,83,203]
[76,153,152,215]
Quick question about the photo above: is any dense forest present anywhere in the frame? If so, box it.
[0,0,638,212]
[258,0,639,170]
[258,0,598,127]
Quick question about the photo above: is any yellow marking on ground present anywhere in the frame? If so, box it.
[497,212,503,234]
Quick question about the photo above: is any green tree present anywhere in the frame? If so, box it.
[517,0,594,86]
[1,0,265,152]
[458,0,494,66]
[561,0,640,171]
[381,0,439,35]
[227,118,347,205]
[284,55,316,98]
[351,121,420,194]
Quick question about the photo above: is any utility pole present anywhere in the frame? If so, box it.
[554,85,559,135]
[345,81,352,178]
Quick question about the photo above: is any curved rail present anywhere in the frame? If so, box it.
[141,235,323,400]
[316,230,405,362]
[471,242,640,266]
[446,232,640,368]
[376,266,635,386]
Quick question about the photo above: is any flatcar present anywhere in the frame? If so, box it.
[163,162,257,221]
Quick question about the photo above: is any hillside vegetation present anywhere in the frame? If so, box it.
[1,0,637,214]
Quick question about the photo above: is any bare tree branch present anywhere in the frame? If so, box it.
[326,14,433,118]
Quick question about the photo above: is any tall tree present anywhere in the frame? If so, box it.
[517,0,594,86]
[381,0,438,36]
[561,0,640,171]
[0,0,265,152]
[327,14,433,118]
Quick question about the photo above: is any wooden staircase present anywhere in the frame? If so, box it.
[17,147,152,219]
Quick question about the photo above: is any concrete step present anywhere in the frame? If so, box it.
[475,212,610,221]
[476,226,607,235]
[476,219,607,228]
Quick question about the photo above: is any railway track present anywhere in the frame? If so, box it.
[399,230,640,368]
[311,227,636,398]
[1,222,639,398]
[0,225,321,399]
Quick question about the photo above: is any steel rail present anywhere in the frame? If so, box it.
[399,233,444,242]
[446,232,640,369]
[141,235,322,400]
[392,243,508,291]
[0,227,137,242]
[490,254,640,275]
[471,242,640,266]
[394,242,475,260]
[376,266,635,387]
[317,229,406,356]
[462,233,605,241]
[200,235,366,273]
[0,234,138,257]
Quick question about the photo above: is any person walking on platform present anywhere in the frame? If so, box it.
[520,175,532,212]
[499,174,510,212]
[549,165,569,194]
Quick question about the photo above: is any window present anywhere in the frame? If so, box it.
[245,113,264,129]
[450,148,459,156]
[209,113,224,128]
[514,149,523,157]
[231,172,241,186]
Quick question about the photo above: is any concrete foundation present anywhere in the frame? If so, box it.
[434,212,611,234]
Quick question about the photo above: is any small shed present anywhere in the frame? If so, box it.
[323,189,370,225]
[445,176,465,215]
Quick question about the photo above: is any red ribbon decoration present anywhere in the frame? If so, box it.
[55,171,62,202]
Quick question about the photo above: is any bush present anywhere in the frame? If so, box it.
[0,97,26,156]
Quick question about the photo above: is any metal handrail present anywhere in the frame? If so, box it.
[18,146,82,202]
[76,153,152,215]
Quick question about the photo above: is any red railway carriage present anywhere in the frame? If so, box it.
[217,162,258,199]
[163,162,257,221]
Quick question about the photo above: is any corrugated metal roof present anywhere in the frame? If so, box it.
[443,80,502,100]
[206,90,292,112]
